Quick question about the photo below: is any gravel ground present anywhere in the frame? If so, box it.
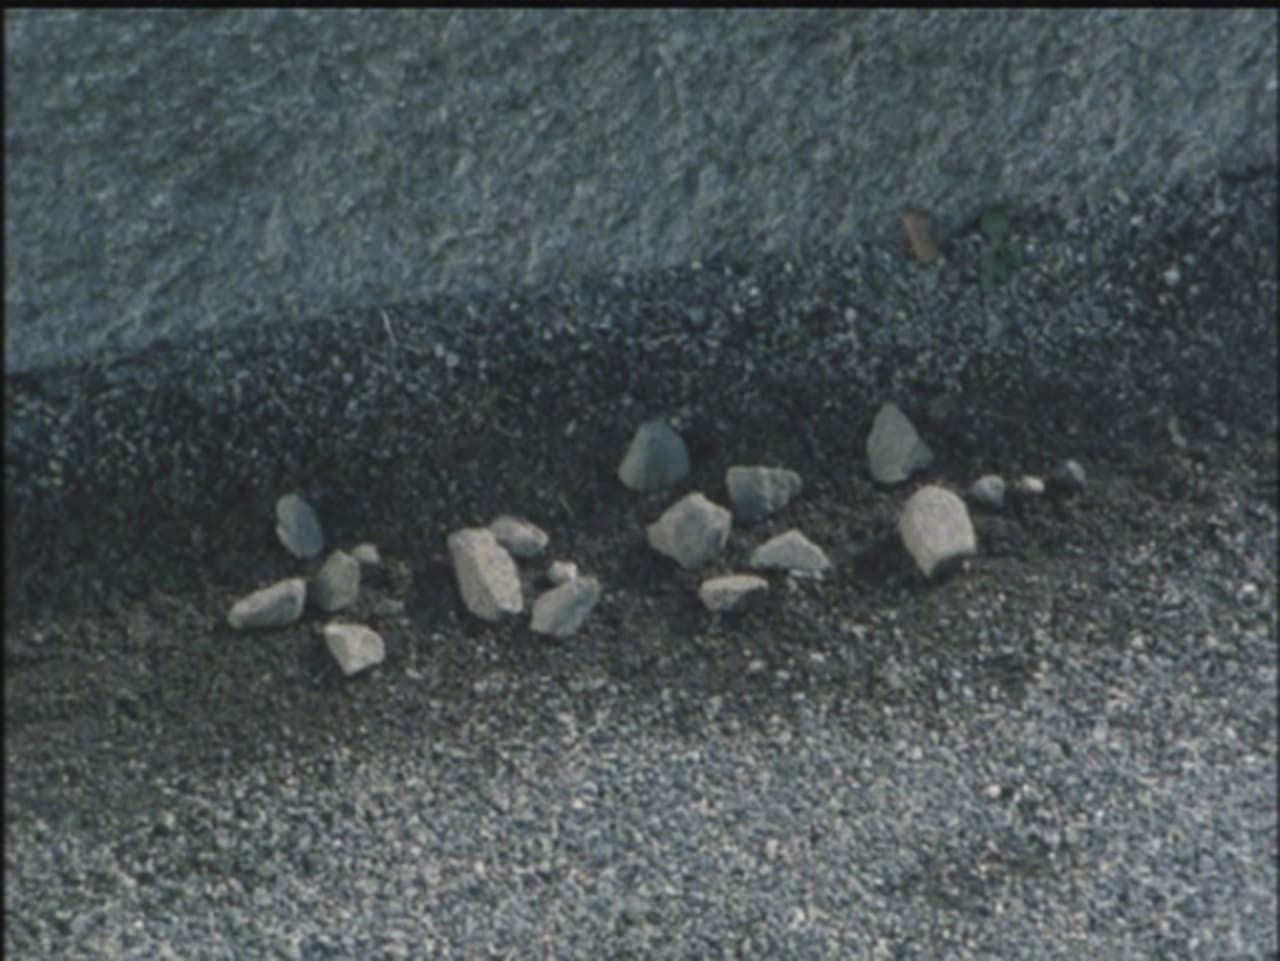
[4,169,1277,959]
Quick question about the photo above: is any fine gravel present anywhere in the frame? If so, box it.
[4,169,1277,959]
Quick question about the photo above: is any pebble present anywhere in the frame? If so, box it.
[322,623,385,676]
[726,465,803,522]
[227,578,307,631]
[617,419,691,492]
[749,529,832,574]
[867,402,933,485]
[646,492,732,570]
[351,543,381,565]
[899,485,977,578]
[1014,475,1046,496]
[699,574,769,612]
[547,560,578,585]
[447,528,523,622]
[489,515,549,558]
[969,474,1007,509]
[275,493,324,560]
[1048,459,1087,495]
[530,576,601,638]
[309,550,360,613]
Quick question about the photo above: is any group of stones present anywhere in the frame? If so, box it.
[224,402,1085,677]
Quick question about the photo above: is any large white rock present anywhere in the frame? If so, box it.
[749,529,832,574]
[617,419,691,492]
[276,492,324,559]
[447,528,523,622]
[726,465,803,522]
[899,485,977,577]
[698,574,769,612]
[531,576,601,638]
[867,403,933,485]
[322,623,385,676]
[227,577,307,630]
[309,549,360,612]
[646,492,732,569]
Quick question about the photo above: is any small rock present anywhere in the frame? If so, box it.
[726,466,803,522]
[489,515,549,558]
[749,529,832,574]
[1048,459,1087,495]
[322,623,385,676]
[699,574,769,612]
[351,543,381,565]
[646,492,732,569]
[531,576,601,638]
[618,419,691,492]
[969,474,1007,509]
[901,208,938,263]
[1013,475,1046,496]
[867,403,933,485]
[547,560,578,585]
[227,578,307,630]
[899,485,977,577]
[447,528,523,622]
[309,550,360,613]
[276,493,324,559]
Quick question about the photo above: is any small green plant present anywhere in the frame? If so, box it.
[978,204,1022,299]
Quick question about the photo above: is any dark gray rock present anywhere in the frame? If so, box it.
[618,419,691,493]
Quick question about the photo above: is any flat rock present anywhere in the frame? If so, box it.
[447,528,523,622]
[489,514,549,558]
[275,493,324,559]
[699,574,769,612]
[531,576,601,638]
[322,623,385,676]
[309,549,360,613]
[227,577,306,631]
[899,485,977,577]
[617,419,691,492]
[749,529,832,574]
[646,492,732,570]
[867,403,933,485]
[726,465,803,522]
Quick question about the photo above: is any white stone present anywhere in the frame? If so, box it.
[531,576,601,638]
[227,578,306,630]
[969,474,1006,509]
[309,550,360,613]
[351,543,381,565]
[275,493,324,559]
[1014,475,1045,496]
[547,560,578,585]
[488,514,550,558]
[899,485,977,577]
[646,492,732,569]
[867,403,933,485]
[447,528,523,622]
[617,419,690,492]
[698,574,769,612]
[323,623,385,676]
[726,465,803,522]
[749,529,832,573]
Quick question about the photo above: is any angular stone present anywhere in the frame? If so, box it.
[749,529,832,574]
[699,574,769,612]
[969,474,1006,509]
[323,623,385,676]
[531,576,601,638]
[489,514,550,558]
[309,549,360,613]
[276,493,324,559]
[227,577,306,630]
[867,403,933,485]
[447,528,523,622]
[646,492,732,569]
[617,419,690,492]
[899,485,977,577]
[726,465,803,522]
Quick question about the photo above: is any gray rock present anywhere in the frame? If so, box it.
[867,403,933,485]
[547,560,579,586]
[1049,459,1088,495]
[275,493,324,559]
[447,528,523,622]
[1014,475,1046,496]
[646,492,732,570]
[309,550,360,613]
[617,419,690,492]
[530,576,601,638]
[749,529,832,574]
[726,465,803,522]
[969,474,1007,509]
[227,577,307,631]
[698,574,769,613]
[322,623,385,676]
[488,514,550,558]
[899,485,977,578]
[350,542,381,565]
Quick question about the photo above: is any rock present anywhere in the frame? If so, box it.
[899,485,977,577]
[309,550,360,613]
[867,403,933,485]
[1014,475,1046,496]
[322,623,385,676]
[447,528,523,622]
[699,574,769,612]
[969,474,1007,509]
[275,492,324,559]
[531,576,601,638]
[646,492,732,569]
[351,543,381,565]
[547,560,578,585]
[227,577,306,630]
[726,465,803,522]
[617,419,691,492]
[1048,459,1087,495]
[749,529,832,574]
[489,514,549,558]
[901,208,938,263]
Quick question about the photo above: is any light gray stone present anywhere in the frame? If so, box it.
[351,542,381,565]
[275,493,324,559]
[646,492,732,570]
[531,576,601,638]
[322,622,385,676]
[699,574,769,612]
[749,529,832,574]
[447,528,523,622]
[899,485,977,578]
[618,419,690,492]
[969,474,1007,509]
[489,514,550,558]
[309,550,360,613]
[547,560,579,586]
[867,403,933,485]
[227,577,307,631]
[1014,475,1046,496]
[726,465,803,522]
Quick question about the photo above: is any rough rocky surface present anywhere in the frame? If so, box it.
[3,171,1276,958]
